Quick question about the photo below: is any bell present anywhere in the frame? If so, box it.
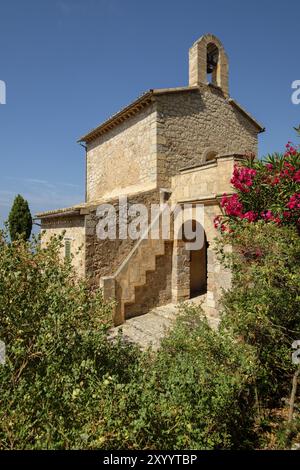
[207,50,219,74]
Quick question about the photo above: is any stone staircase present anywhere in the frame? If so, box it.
[119,237,166,310]
[101,199,173,326]
[101,235,169,325]
[109,296,220,350]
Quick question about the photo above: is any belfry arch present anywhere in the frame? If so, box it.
[189,33,229,96]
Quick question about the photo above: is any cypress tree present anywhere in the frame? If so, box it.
[8,194,32,241]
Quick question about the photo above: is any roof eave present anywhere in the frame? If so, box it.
[35,207,83,220]
[228,98,265,133]
[77,86,200,144]
[78,90,154,144]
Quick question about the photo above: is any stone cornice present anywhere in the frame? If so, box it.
[179,153,247,175]
[177,192,234,206]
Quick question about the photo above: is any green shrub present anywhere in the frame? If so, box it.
[86,306,258,450]
[1,222,298,449]
[0,232,257,449]
[0,232,138,449]
[216,222,300,404]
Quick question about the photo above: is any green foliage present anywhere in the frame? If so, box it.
[1,221,298,448]
[0,233,257,449]
[85,307,257,450]
[0,232,134,449]
[216,222,300,404]
[8,194,32,241]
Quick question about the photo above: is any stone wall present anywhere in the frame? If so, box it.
[85,188,161,289]
[171,239,190,303]
[156,87,258,188]
[85,85,259,202]
[86,103,158,202]
[204,204,232,318]
[40,215,86,278]
[171,154,237,202]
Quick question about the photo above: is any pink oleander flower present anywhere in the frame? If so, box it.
[241,211,257,222]
[284,161,296,171]
[287,193,300,210]
[213,215,230,233]
[271,177,280,186]
[230,165,257,192]
[214,215,222,229]
[284,141,300,157]
[293,170,300,183]
[221,193,244,217]
[261,210,273,221]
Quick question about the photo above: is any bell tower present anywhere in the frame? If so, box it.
[189,34,229,97]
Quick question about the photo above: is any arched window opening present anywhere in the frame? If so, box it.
[205,150,218,162]
[206,42,219,84]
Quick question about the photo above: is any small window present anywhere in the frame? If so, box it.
[65,239,71,260]
[206,151,218,162]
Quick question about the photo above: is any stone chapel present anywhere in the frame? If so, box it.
[37,34,264,325]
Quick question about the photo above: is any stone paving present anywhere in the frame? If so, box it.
[109,295,220,350]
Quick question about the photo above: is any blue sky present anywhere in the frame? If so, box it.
[0,0,299,226]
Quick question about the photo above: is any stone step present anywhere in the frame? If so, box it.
[118,239,167,314]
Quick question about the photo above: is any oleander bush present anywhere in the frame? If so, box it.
[214,136,300,232]
[217,222,300,405]
[214,132,300,406]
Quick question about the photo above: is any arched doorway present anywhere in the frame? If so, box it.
[180,219,208,298]
[190,233,207,297]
